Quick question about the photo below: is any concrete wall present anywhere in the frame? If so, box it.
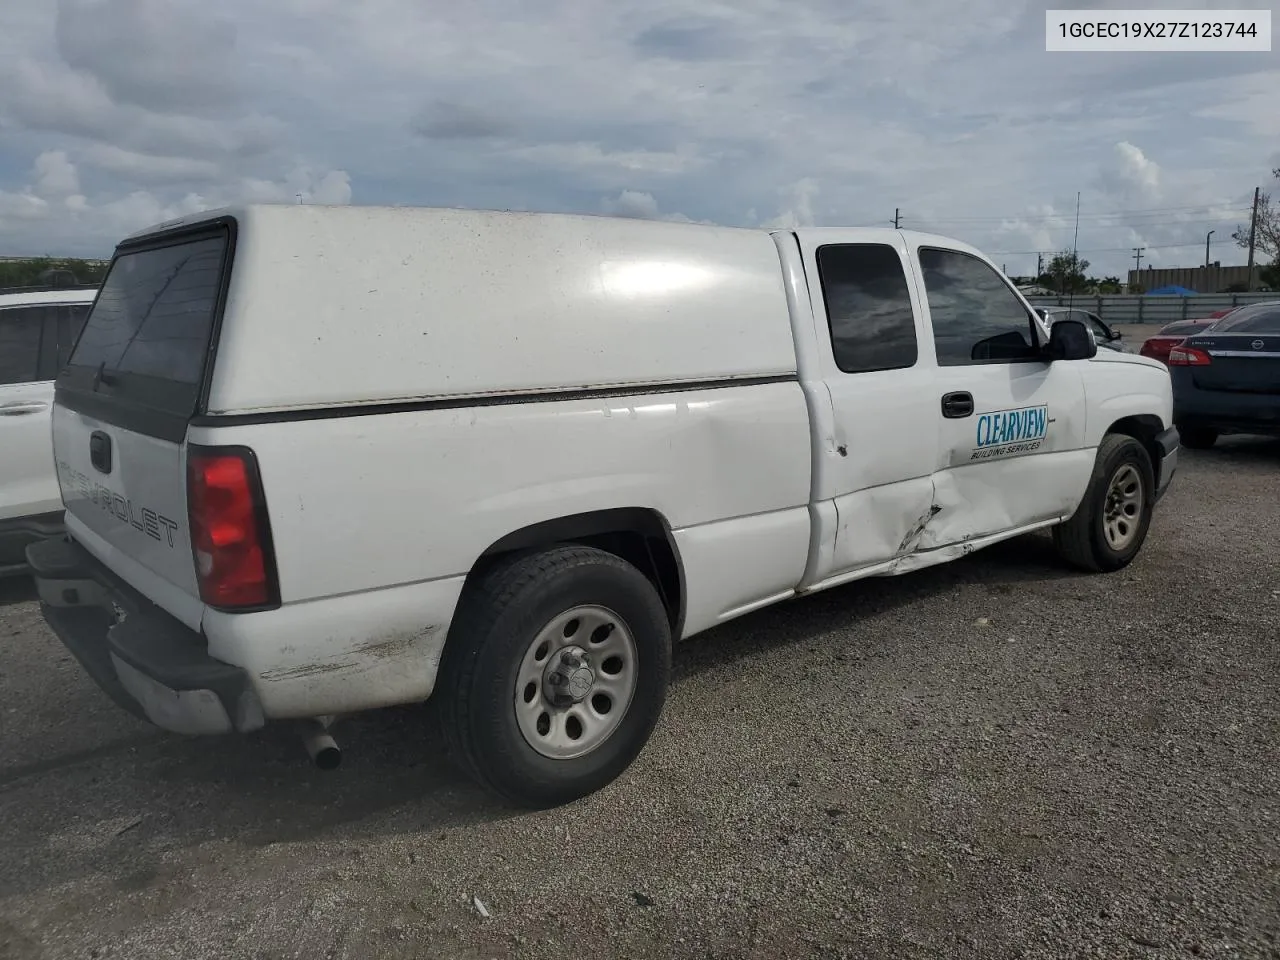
[1126,264,1260,293]
[1028,292,1276,324]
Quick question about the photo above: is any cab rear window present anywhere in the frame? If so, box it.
[61,228,228,419]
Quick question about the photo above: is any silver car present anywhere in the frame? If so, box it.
[1037,307,1133,353]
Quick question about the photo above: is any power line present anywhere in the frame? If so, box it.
[907,215,1250,232]
[1069,192,1081,307]
[973,218,1249,245]
[909,201,1248,218]
[901,204,1250,224]
[987,239,1219,256]
[1246,186,1260,291]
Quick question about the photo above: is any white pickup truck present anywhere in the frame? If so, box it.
[28,205,1179,808]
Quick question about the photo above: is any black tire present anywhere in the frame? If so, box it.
[434,545,671,809]
[1177,424,1218,449]
[1052,434,1156,573]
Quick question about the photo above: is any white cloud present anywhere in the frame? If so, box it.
[600,189,702,223]
[55,0,242,114]
[1113,141,1161,197]
[0,55,282,165]
[0,190,50,221]
[507,142,709,178]
[0,0,1274,276]
[1189,69,1280,139]
[32,149,79,196]
[81,145,222,182]
[0,157,352,253]
[310,170,352,205]
[239,167,352,205]
[602,189,662,219]
[765,179,820,229]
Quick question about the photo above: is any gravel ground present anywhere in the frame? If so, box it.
[1,439,1278,960]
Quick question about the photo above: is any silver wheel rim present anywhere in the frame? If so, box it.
[1103,463,1144,550]
[514,605,638,760]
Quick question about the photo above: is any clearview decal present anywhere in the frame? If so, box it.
[970,404,1048,461]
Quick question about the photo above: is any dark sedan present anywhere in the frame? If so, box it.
[1170,300,1280,448]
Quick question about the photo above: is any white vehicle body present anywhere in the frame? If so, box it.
[29,205,1178,805]
[0,287,98,575]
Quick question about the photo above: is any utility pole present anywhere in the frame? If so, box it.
[893,208,900,229]
[1246,186,1260,291]
[1132,246,1145,273]
[1204,230,1214,269]
[1036,252,1044,277]
[1069,191,1081,304]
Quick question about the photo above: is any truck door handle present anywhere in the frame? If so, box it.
[941,392,974,419]
[0,401,49,416]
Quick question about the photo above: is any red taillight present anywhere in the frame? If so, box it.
[1142,339,1176,362]
[1168,345,1212,366]
[187,446,278,609]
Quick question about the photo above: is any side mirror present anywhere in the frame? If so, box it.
[1044,319,1097,361]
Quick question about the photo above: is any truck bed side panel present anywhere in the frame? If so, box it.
[189,380,813,707]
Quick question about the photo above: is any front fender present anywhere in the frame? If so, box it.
[1084,362,1173,446]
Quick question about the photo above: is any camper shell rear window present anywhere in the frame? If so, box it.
[56,222,232,439]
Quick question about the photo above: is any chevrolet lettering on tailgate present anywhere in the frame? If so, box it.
[57,460,181,548]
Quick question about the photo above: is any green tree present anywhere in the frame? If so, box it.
[1232,168,1279,264]
[1046,250,1091,294]
[1260,261,1280,290]
[0,257,108,288]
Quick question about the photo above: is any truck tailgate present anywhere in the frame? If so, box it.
[51,224,232,626]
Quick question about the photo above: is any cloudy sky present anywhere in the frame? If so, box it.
[0,0,1276,276]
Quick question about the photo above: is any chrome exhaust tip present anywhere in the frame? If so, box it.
[301,719,341,770]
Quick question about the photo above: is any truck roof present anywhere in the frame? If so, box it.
[122,203,781,243]
[113,205,1005,417]
[125,204,978,250]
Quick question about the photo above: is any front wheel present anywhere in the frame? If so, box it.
[1053,434,1155,573]
[435,545,672,808]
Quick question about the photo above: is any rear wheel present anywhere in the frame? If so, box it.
[1053,434,1155,573]
[1177,424,1218,449]
[435,545,671,808]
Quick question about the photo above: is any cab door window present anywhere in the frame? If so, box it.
[918,248,1041,365]
[815,243,918,373]
[0,306,55,385]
